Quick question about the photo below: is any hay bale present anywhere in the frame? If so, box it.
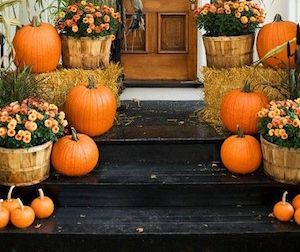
[199,66,288,131]
[34,63,123,108]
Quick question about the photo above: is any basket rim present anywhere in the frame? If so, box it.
[0,141,52,154]
[61,34,114,41]
[202,33,255,41]
[260,135,300,153]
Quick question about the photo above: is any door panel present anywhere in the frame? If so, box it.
[122,0,197,81]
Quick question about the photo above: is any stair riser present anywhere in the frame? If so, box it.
[99,142,223,164]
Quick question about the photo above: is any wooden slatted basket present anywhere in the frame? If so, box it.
[61,35,113,69]
[0,141,53,186]
[261,136,300,184]
[203,34,255,69]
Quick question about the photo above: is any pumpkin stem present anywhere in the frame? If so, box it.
[17,198,24,211]
[273,14,283,22]
[242,81,252,93]
[71,127,79,142]
[31,16,41,27]
[38,188,45,200]
[7,185,15,201]
[282,191,288,205]
[87,76,96,89]
[237,125,245,138]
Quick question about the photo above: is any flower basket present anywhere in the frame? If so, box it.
[61,35,113,69]
[0,141,52,186]
[261,136,300,184]
[203,34,254,68]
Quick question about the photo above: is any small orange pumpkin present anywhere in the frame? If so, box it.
[273,191,294,222]
[13,16,61,73]
[2,185,19,213]
[0,199,10,229]
[10,198,35,228]
[51,127,99,176]
[257,14,297,68]
[294,208,300,225]
[220,127,262,174]
[220,82,268,134]
[31,188,54,219]
[64,76,117,137]
[292,194,300,210]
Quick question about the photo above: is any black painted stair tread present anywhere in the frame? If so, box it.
[45,162,280,187]
[96,101,227,143]
[0,205,297,235]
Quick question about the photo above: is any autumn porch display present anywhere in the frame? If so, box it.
[0,98,68,186]
[56,1,121,69]
[194,0,265,68]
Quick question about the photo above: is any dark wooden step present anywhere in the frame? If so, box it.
[98,101,226,164]
[0,205,299,252]
[1,162,294,208]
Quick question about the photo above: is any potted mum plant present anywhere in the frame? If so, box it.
[56,1,121,69]
[258,26,300,184]
[194,0,265,68]
[0,67,68,186]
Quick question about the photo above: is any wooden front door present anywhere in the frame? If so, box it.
[122,0,197,81]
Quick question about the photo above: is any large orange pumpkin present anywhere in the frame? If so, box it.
[220,82,268,134]
[13,16,61,73]
[220,127,262,174]
[65,77,117,137]
[51,128,99,176]
[257,14,297,68]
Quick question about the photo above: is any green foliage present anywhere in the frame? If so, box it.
[0,67,40,107]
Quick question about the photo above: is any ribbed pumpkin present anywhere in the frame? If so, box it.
[220,82,268,134]
[13,16,61,73]
[51,128,99,176]
[220,127,262,174]
[257,14,297,68]
[65,76,117,137]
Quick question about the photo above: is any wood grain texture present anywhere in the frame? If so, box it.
[261,136,300,184]
[0,141,52,186]
[61,35,113,69]
[122,0,197,80]
[203,34,254,68]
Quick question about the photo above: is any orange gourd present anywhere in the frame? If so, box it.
[10,198,35,228]
[0,199,10,229]
[292,194,300,210]
[64,76,117,137]
[51,127,99,176]
[31,188,54,219]
[2,185,19,213]
[220,127,262,174]
[13,16,61,73]
[220,82,268,134]
[273,191,294,222]
[257,14,297,68]
[294,208,300,225]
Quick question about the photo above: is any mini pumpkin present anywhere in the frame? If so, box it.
[220,127,262,174]
[13,16,61,73]
[2,185,19,213]
[0,199,10,229]
[273,191,294,222]
[51,127,99,176]
[64,76,117,137]
[292,194,300,210]
[294,208,300,225]
[31,188,54,219]
[257,14,297,68]
[10,198,35,228]
[220,82,268,134]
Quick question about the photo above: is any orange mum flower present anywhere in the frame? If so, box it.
[7,129,16,137]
